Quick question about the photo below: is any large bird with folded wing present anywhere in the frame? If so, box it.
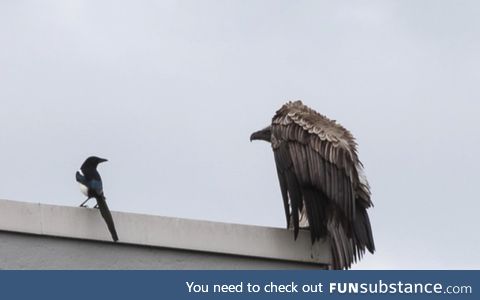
[250,101,374,269]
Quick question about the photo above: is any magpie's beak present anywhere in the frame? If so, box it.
[250,126,272,142]
[99,158,108,163]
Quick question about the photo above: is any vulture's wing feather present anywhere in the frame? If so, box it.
[273,141,303,239]
[272,101,371,222]
[274,148,291,228]
[270,101,374,269]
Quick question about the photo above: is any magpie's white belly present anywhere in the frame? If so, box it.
[79,183,89,197]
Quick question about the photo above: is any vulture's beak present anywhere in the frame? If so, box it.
[250,126,272,142]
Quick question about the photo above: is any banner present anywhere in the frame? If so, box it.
[0,271,476,299]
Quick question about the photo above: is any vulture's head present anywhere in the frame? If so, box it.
[250,126,272,143]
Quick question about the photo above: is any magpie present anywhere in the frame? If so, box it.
[76,156,118,242]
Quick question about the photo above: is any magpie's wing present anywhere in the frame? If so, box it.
[88,179,103,196]
[75,171,87,185]
[76,171,103,195]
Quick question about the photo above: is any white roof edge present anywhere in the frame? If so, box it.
[0,199,331,265]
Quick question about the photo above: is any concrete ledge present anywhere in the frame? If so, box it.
[0,199,331,266]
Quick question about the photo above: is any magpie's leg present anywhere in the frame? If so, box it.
[80,198,91,207]
[93,204,99,209]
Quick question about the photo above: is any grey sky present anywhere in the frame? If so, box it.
[0,1,479,269]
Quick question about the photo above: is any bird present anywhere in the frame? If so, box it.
[76,156,118,242]
[250,101,374,269]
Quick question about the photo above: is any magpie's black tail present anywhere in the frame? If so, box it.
[95,195,119,242]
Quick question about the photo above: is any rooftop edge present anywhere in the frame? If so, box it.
[0,199,331,265]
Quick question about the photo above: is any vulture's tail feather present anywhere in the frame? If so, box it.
[286,172,302,240]
[353,205,375,253]
[327,218,353,270]
[302,187,328,242]
[95,195,118,242]
[326,207,374,269]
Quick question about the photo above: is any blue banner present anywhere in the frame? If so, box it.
[0,271,476,299]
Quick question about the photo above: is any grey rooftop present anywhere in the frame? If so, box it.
[0,199,331,268]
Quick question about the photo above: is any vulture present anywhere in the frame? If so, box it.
[250,101,374,269]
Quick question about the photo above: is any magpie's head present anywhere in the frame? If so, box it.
[82,156,108,168]
[250,126,272,143]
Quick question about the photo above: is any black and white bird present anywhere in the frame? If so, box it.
[76,156,118,242]
[250,101,374,269]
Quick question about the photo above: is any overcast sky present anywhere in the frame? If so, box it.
[0,1,479,269]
